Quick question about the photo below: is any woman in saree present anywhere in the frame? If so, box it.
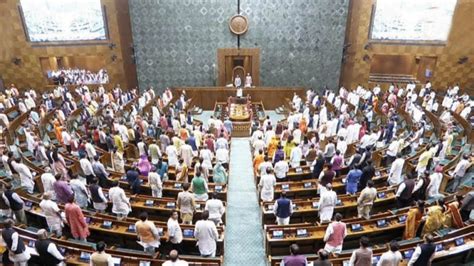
[112,148,125,174]
[213,162,228,184]
[443,195,464,229]
[176,159,189,183]
[422,199,445,236]
[266,137,279,159]
[137,154,152,177]
[403,200,425,240]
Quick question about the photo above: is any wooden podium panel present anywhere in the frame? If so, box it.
[171,87,306,110]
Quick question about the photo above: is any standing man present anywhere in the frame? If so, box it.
[244,73,252,88]
[450,154,471,192]
[135,212,161,254]
[194,210,219,257]
[348,236,373,266]
[205,193,226,225]
[408,234,436,266]
[388,154,404,186]
[281,244,308,266]
[108,181,131,221]
[64,196,90,242]
[319,184,337,223]
[12,157,35,194]
[1,219,30,265]
[258,167,277,202]
[177,183,196,225]
[396,175,415,208]
[234,74,242,88]
[357,180,377,220]
[39,192,63,237]
[167,210,183,254]
[35,229,65,265]
[273,191,293,225]
[2,183,27,224]
[323,213,347,256]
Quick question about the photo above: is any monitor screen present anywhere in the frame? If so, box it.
[436,244,443,252]
[215,185,223,192]
[377,192,386,199]
[128,224,136,232]
[351,224,362,231]
[304,182,312,188]
[273,230,283,238]
[281,184,290,190]
[139,261,151,266]
[28,240,35,247]
[174,183,182,189]
[376,219,387,227]
[404,249,414,259]
[145,200,154,206]
[80,252,91,261]
[111,257,121,266]
[370,0,457,42]
[455,238,465,246]
[296,229,307,237]
[166,202,176,208]
[20,0,108,42]
[398,215,407,223]
[102,221,112,228]
[312,202,319,209]
[183,229,194,238]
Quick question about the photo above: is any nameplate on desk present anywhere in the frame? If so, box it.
[312,202,319,209]
[398,215,407,224]
[102,221,113,229]
[127,224,136,232]
[139,261,151,266]
[436,243,444,252]
[58,247,66,255]
[24,201,33,209]
[376,219,388,228]
[377,192,386,199]
[375,171,381,177]
[80,252,91,262]
[351,223,363,232]
[455,237,465,246]
[145,200,154,206]
[303,182,312,188]
[183,229,194,238]
[112,257,121,266]
[281,184,290,191]
[292,203,297,210]
[336,199,343,206]
[403,249,414,259]
[272,230,284,238]
[296,229,308,237]
[295,167,303,173]
[28,240,35,248]
[174,183,182,189]
[120,175,127,180]
[215,185,223,192]
[166,202,176,208]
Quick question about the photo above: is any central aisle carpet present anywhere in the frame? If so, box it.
[224,138,266,266]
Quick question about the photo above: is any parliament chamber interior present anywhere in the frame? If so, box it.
[0,0,473,265]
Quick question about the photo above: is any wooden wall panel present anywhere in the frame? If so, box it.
[0,0,137,91]
[341,0,474,94]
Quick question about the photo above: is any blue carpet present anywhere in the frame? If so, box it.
[224,138,266,266]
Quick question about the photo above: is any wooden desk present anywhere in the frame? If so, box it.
[261,187,396,224]
[171,87,306,110]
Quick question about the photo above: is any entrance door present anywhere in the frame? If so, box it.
[217,48,260,86]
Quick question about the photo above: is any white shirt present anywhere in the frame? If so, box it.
[80,158,95,176]
[167,218,183,244]
[389,158,405,186]
[108,186,130,215]
[194,220,219,256]
[377,250,402,266]
[274,160,289,179]
[427,172,442,198]
[259,174,276,201]
[323,221,347,243]
[453,159,470,177]
[163,259,189,266]
[41,173,56,197]
[205,199,225,221]
[216,148,229,164]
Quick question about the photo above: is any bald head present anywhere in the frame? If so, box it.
[169,249,179,262]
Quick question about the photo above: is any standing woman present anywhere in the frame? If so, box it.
[65,196,90,241]
[69,174,90,209]
[443,195,464,229]
[212,162,228,185]
[403,200,425,240]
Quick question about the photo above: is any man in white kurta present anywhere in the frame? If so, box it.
[388,155,405,186]
[318,184,337,223]
[289,145,303,168]
[41,168,56,200]
[205,195,225,225]
[166,145,179,167]
[194,211,219,257]
[39,192,63,237]
[109,182,131,220]
[258,168,277,201]
[179,142,194,167]
[12,159,35,194]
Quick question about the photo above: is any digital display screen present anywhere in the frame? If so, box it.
[370,0,457,42]
[20,0,107,42]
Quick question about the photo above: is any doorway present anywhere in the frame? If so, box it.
[217,48,260,86]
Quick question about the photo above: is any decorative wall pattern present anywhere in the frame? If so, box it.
[129,0,235,91]
[130,0,349,91]
[240,0,349,89]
